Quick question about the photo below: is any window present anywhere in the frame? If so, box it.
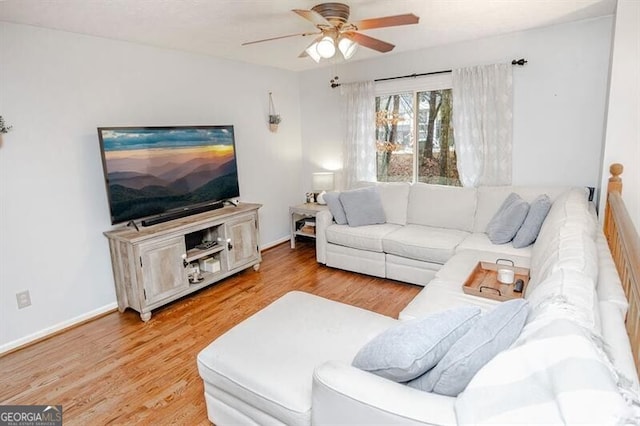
[375,77,460,186]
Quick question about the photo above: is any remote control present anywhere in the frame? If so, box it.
[514,279,524,293]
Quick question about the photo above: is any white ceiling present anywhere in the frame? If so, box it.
[0,0,615,72]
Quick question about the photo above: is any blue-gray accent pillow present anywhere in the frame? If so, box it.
[352,306,481,382]
[486,193,530,244]
[339,186,386,227]
[512,194,552,248]
[408,299,529,396]
[323,192,348,225]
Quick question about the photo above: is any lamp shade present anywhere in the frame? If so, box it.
[316,36,336,59]
[312,172,335,192]
[338,36,358,60]
[305,42,321,63]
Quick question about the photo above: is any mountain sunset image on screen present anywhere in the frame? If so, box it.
[98,126,240,224]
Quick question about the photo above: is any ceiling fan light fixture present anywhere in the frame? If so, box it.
[316,36,336,59]
[305,42,322,63]
[338,36,358,59]
[247,4,419,64]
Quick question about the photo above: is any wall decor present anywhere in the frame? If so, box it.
[0,116,12,134]
[268,92,281,132]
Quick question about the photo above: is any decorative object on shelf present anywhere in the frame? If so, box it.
[268,92,281,132]
[241,3,419,63]
[312,172,335,204]
[188,263,202,283]
[306,192,315,203]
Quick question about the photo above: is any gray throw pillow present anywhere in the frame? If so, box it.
[486,193,530,244]
[352,306,481,382]
[408,299,529,396]
[323,192,348,225]
[339,186,386,227]
[512,194,552,248]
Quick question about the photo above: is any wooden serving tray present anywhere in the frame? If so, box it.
[462,261,530,302]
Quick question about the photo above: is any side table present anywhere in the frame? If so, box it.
[289,203,329,248]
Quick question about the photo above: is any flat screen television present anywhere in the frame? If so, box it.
[97,125,240,226]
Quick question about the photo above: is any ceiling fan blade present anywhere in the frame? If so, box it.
[353,13,419,30]
[347,32,395,53]
[292,9,331,27]
[242,31,320,46]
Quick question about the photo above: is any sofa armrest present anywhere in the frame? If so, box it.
[312,361,457,426]
[315,209,333,264]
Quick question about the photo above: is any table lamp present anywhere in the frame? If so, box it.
[312,172,335,204]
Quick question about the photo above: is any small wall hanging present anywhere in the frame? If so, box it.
[0,116,12,134]
[268,92,281,133]
[0,115,12,148]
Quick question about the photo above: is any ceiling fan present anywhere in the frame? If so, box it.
[242,2,419,63]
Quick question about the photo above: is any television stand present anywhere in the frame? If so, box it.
[141,202,224,227]
[104,203,261,321]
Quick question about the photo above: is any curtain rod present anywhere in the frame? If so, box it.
[330,58,528,88]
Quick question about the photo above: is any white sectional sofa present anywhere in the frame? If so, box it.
[197,185,640,425]
[316,182,570,285]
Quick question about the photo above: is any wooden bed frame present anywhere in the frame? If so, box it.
[603,163,640,378]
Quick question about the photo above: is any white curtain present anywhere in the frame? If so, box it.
[341,81,376,189]
[452,64,513,187]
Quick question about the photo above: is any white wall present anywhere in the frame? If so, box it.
[0,15,621,351]
[599,0,639,231]
[300,16,613,191]
[0,22,303,350]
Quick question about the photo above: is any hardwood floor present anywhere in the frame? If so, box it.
[0,240,420,425]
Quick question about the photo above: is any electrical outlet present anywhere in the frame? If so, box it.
[16,290,31,309]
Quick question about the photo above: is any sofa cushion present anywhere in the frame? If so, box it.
[526,269,600,333]
[326,223,401,253]
[473,186,570,233]
[532,187,595,264]
[385,254,441,287]
[486,193,530,244]
[398,278,500,321]
[326,244,386,278]
[408,299,529,396]
[382,224,470,264]
[339,187,386,227]
[599,301,640,391]
[512,194,552,248]
[456,233,533,258]
[376,182,411,225]
[455,319,635,425]
[529,226,599,288]
[323,192,348,225]
[352,306,481,382]
[407,183,476,232]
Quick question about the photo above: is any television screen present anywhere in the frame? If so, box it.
[98,125,240,225]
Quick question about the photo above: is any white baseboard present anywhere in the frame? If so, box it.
[2,237,293,355]
[0,302,118,355]
[261,235,290,250]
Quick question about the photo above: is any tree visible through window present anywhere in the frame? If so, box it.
[375,89,460,186]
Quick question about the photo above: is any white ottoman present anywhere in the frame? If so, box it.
[197,291,397,426]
